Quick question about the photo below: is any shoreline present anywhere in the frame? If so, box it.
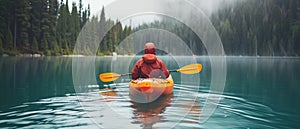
[1,54,300,58]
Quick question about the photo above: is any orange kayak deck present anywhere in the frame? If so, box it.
[129,75,174,103]
[129,75,174,95]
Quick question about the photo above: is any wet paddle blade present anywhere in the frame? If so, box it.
[177,64,202,74]
[99,73,121,82]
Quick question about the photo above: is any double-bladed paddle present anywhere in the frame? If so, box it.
[99,64,202,82]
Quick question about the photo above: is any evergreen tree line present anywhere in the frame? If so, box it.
[107,0,300,56]
[73,6,133,56]
[131,20,205,55]
[0,0,90,55]
[1,0,300,56]
[0,0,132,56]
[211,0,300,56]
[135,0,300,56]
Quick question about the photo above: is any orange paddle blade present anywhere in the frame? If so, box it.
[177,64,202,74]
[99,73,121,82]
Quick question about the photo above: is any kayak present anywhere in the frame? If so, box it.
[129,75,174,103]
[129,75,174,95]
[99,64,202,103]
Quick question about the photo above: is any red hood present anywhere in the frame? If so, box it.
[144,43,156,55]
[142,54,157,64]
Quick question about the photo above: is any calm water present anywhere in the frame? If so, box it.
[0,56,299,129]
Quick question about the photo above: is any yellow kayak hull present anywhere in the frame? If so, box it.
[129,75,174,103]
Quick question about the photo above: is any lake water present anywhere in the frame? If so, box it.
[0,56,299,129]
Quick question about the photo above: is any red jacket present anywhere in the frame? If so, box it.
[131,54,170,80]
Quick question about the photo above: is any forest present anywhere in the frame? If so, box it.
[0,0,300,56]
[0,0,132,56]
[212,0,300,56]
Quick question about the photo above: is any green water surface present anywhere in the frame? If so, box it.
[0,56,299,129]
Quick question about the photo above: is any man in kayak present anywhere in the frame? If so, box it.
[131,42,170,80]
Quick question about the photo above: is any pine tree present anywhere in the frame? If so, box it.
[65,0,72,50]
[40,0,51,51]
[51,38,60,55]
[82,9,88,27]
[81,5,90,28]
[90,16,99,54]
[32,36,38,52]
[6,28,14,50]
[57,1,70,50]
[0,34,3,54]
[79,0,83,27]
[70,2,80,49]
[0,0,15,50]
[108,30,114,53]
[30,0,42,47]
[87,4,91,20]
[16,0,32,51]
[123,26,133,54]
[100,6,106,23]
[49,0,59,48]
[113,21,123,52]
[99,6,107,52]
[57,3,66,49]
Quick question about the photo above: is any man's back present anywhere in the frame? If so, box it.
[131,42,169,80]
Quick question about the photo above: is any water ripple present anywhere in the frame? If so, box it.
[0,84,299,129]
[213,93,298,129]
[0,95,95,129]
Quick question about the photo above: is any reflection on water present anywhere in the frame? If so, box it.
[98,85,202,129]
[0,57,74,109]
[130,94,173,129]
[0,56,300,128]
